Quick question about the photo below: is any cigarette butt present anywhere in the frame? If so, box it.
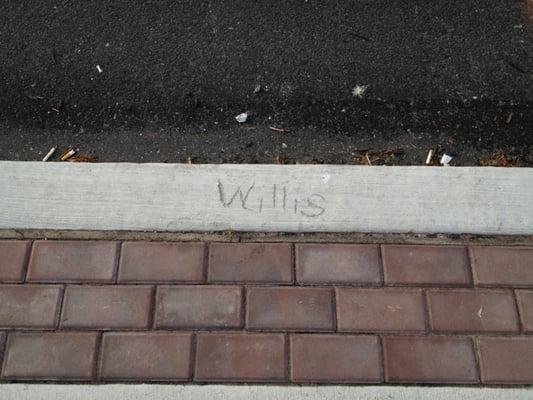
[425,149,434,165]
[60,149,77,161]
[42,146,57,162]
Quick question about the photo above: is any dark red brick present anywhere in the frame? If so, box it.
[118,242,205,283]
[383,245,470,285]
[336,288,426,332]
[296,244,381,284]
[0,241,30,282]
[427,289,519,333]
[208,243,292,283]
[246,287,334,331]
[0,285,61,329]
[516,290,533,333]
[195,333,286,382]
[290,334,381,383]
[155,286,242,329]
[470,246,533,287]
[27,241,118,283]
[99,332,192,381]
[477,337,533,384]
[2,332,97,380]
[61,285,152,329]
[384,336,478,383]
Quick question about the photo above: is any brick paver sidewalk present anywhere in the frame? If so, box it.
[0,240,532,384]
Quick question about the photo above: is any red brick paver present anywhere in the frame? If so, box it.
[296,244,381,284]
[208,243,292,283]
[336,288,426,332]
[0,240,532,385]
[383,245,470,285]
[0,285,62,329]
[470,246,533,287]
[61,285,152,329]
[155,286,242,329]
[290,334,382,383]
[195,333,286,382]
[427,289,519,333]
[0,241,30,282]
[246,287,334,331]
[516,290,533,333]
[118,242,205,283]
[28,241,118,283]
[477,337,533,384]
[99,332,192,381]
[2,332,97,380]
[384,336,478,383]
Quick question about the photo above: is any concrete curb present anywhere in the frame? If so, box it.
[0,384,531,400]
[1,162,532,234]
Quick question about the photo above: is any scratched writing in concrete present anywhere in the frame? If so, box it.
[217,180,326,217]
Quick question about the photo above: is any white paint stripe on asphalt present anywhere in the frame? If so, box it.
[0,384,532,400]
[1,162,532,234]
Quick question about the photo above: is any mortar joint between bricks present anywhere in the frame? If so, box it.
[203,242,210,283]
[21,240,34,284]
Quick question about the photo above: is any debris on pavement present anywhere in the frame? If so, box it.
[96,65,103,73]
[357,148,403,165]
[235,112,248,123]
[60,148,77,161]
[282,143,288,149]
[440,154,453,166]
[253,84,262,94]
[425,149,434,165]
[69,153,97,163]
[269,126,289,133]
[352,84,368,98]
[506,112,514,124]
[42,146,57,162]
[480,151,513,167]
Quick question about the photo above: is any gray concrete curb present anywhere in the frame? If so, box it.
[0,384,531,400]
[1,162,532,234]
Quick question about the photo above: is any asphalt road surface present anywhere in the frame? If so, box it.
[1,0,532,165]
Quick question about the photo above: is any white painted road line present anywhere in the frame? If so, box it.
[1,162,532,234]
[0,384,532,400]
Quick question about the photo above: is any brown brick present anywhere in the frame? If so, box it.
[2,332,97,380]
[155,286,242,329]
[383,245,470,285]
[427,289,519,333]
[118,242,205,283]
[0,241,30,282]
[0,285,61,329]
[296,244,381,284]
[208,243,292,283]
[290,335,382,383]
[99,332,192,381]
[384,336,478,383]
[477,337,533,384]
[516,290,533,333]
[195,333,286,382]
[61,285,152,329]
[336,288,426,332]
[27,241,118,283]
[246,287,334,331]
[471,246,533,287]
